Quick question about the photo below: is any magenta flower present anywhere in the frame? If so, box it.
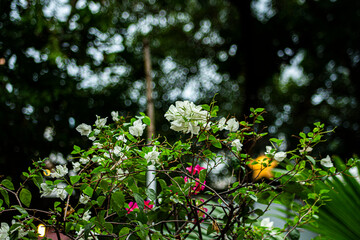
[125,202,139,213]
[126,200,154,213]
[186,165,206,175]
[193,179,206,194]
[144,200,154,210]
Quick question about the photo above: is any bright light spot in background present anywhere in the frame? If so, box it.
[43,0,71,22]
[280,51,308,90]
[37,224,46,237]
[44,127,55,141]
[6,83,13,93]
[251,0,276,22]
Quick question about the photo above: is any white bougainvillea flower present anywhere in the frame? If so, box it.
[144,146,161,164]
[56,188,67,201]
[218,117,227,130]
[260,217,274,229]
[72,162,81,172]
[225,118,239,132]
[79,157,90,165]
[83,210,91,221]
[0,222,10,240]
[231,139,243,152]
[40,183,52,198]
[50,165,68,178]
[111,111,119,122]
[129,119,146,137]
[79,194,91,205]
[265,146,274,156]
[93,142,103,148]
[76,123,92,136]
[116,168,129,181]
[113,146,122,157]
[299,146,313,154]
[274,152,287,162]
[116,134,127,143]
[164,101,209,136]
[95,115,107,128]
[321,155,333,168]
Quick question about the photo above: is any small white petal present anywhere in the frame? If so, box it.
[76,124,92,136]
[320,155,333,168]
[231,139,243,152]
[274,152,287,162]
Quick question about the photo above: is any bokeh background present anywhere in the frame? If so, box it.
[1,0,360,195]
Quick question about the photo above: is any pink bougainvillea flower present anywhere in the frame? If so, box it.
[198,206,208,218]
[186,165,206,175]
[144,200,154,210]
[196,199,208,218]
[184,176,189,183]
[125,202,139,213]
[193,179,206,194]
[126,201,154,213]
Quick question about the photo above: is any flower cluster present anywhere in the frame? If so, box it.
[164,101,209,136]
[184,164,206,195]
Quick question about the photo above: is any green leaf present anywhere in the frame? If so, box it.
[308,193,317,199]
[249,194,258,202]
[201,104,210,111]
[119,227,130,240]
[210,105,219,117]
[198,132,207,142]
[71,145,82,154]
[54,201,61,208]
[83,186,94,197]
[134,193,144,212]
[1,179,14,190]
[146,188,156,201]
[306,155,316,165]
[84,223,93,240]
[288,228,300,240]
[135,222,148,239]
[143,116,151,126]
[126,133,137,142]
[100,180,110,192]
[211,139,222,149]
[65,185,74,195]
[199,169,207,183]
[159,179,168,192]
[104,222,113,233]
[97,196,106,207]
[70,175,81,185]
[111,191,125,213]
[12,205,28,216]
[19,188,32,207]
[65,222,73,233]
[255,108,265,113]
[0,189,10,206]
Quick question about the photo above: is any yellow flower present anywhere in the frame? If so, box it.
[248,155,277,180]
[43,169,51,176]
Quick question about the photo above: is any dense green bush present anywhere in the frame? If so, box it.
[0,100,357,239]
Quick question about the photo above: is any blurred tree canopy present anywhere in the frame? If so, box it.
[1,0,360,181]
